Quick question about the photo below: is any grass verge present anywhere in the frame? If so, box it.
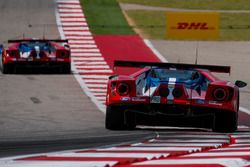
[125,10,250,40]
[118,0,250,10]
[80,0,134,35]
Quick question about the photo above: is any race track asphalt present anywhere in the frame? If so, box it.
[0,0,154,157]
[1,0,250,158]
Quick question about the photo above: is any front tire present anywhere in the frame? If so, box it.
[212,111,238,132]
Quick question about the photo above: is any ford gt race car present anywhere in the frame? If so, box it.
[106,60,247,132]
[1,39,71,73]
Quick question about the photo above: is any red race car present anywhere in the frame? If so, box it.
[0,39,71,73]
[106,60,247,132]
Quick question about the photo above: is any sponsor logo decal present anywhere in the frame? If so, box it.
[120,97,130,101]
[166,12,219,40]
[172,22,215,30]
[57,58,65,61]
[209,101,222,106]
[132,97,146,102]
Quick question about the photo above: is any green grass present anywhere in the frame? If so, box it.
[80,0,134,34]
[118,0,250,10]
[80,0,250,40]
[125,11,165,39]
[125,10,250,40]
[220,14,250,40]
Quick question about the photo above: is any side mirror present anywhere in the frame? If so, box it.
[64,44,70,49]
[235,80,247,88]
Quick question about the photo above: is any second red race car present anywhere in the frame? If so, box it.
[0,39,71,74]
[106,60,247,132]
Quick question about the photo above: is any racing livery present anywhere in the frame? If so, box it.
[1,39,71,73]
[106,60,247,132]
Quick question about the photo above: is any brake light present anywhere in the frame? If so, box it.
[212,88,228,101]
[172,85,187,99]
[159,85,169,97]
[206,85,234,102]
[172,87,183,98]
[57,50,70,58]
[7,50,19,58]
[117,83,130,96]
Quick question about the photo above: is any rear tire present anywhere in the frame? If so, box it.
[105,105,136,130]
[2,64,14,74]
[63,63,71,74]
[212,111,238,132]
[60,63,71,74]
[105,106,125,130]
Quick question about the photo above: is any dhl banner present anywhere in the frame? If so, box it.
[166,12,219,40]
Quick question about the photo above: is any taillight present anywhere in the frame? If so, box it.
[117,83,129,96]
[7,50,19,58]
[212,88,227,101]
[159,86,169,97]
[172,87,183,98]
[57,50,69,58]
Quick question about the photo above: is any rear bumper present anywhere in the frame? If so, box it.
[109,103,236,116]
[108,103,233,128]
[108,99,236,113]
[2,61,71,74]
[4,61,70,68]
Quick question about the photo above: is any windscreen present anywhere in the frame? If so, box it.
[18,42,55,52]
[140,68,205,96]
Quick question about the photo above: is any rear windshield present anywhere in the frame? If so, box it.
[150,68,198,82]
[19,42,55,52]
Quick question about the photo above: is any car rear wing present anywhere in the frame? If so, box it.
[114,60,231,73]
[8,39,68,43]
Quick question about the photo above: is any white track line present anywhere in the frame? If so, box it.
[82,75,110,79]
[58,5,82,9]
[78,66,110,69]
[98,146,202,152]
[64,27,89,30]
[0,161,117,167]
[184,151,250,157]
[56,0,107,113]
[62,22,87,26]
[132,158,249,167]
[66,36,93,40]
[153,139,229,143]
[64,31,91,35]
[59,9,82,13]
[69,40,94,43]
[144,39,168,62]
[51,152,169,159]
[210,147,250,151]
[132,143,223,147]
[239,106,250,115]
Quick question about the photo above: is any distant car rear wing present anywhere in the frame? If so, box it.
[114,60,231,73]
[8,39,68,43]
